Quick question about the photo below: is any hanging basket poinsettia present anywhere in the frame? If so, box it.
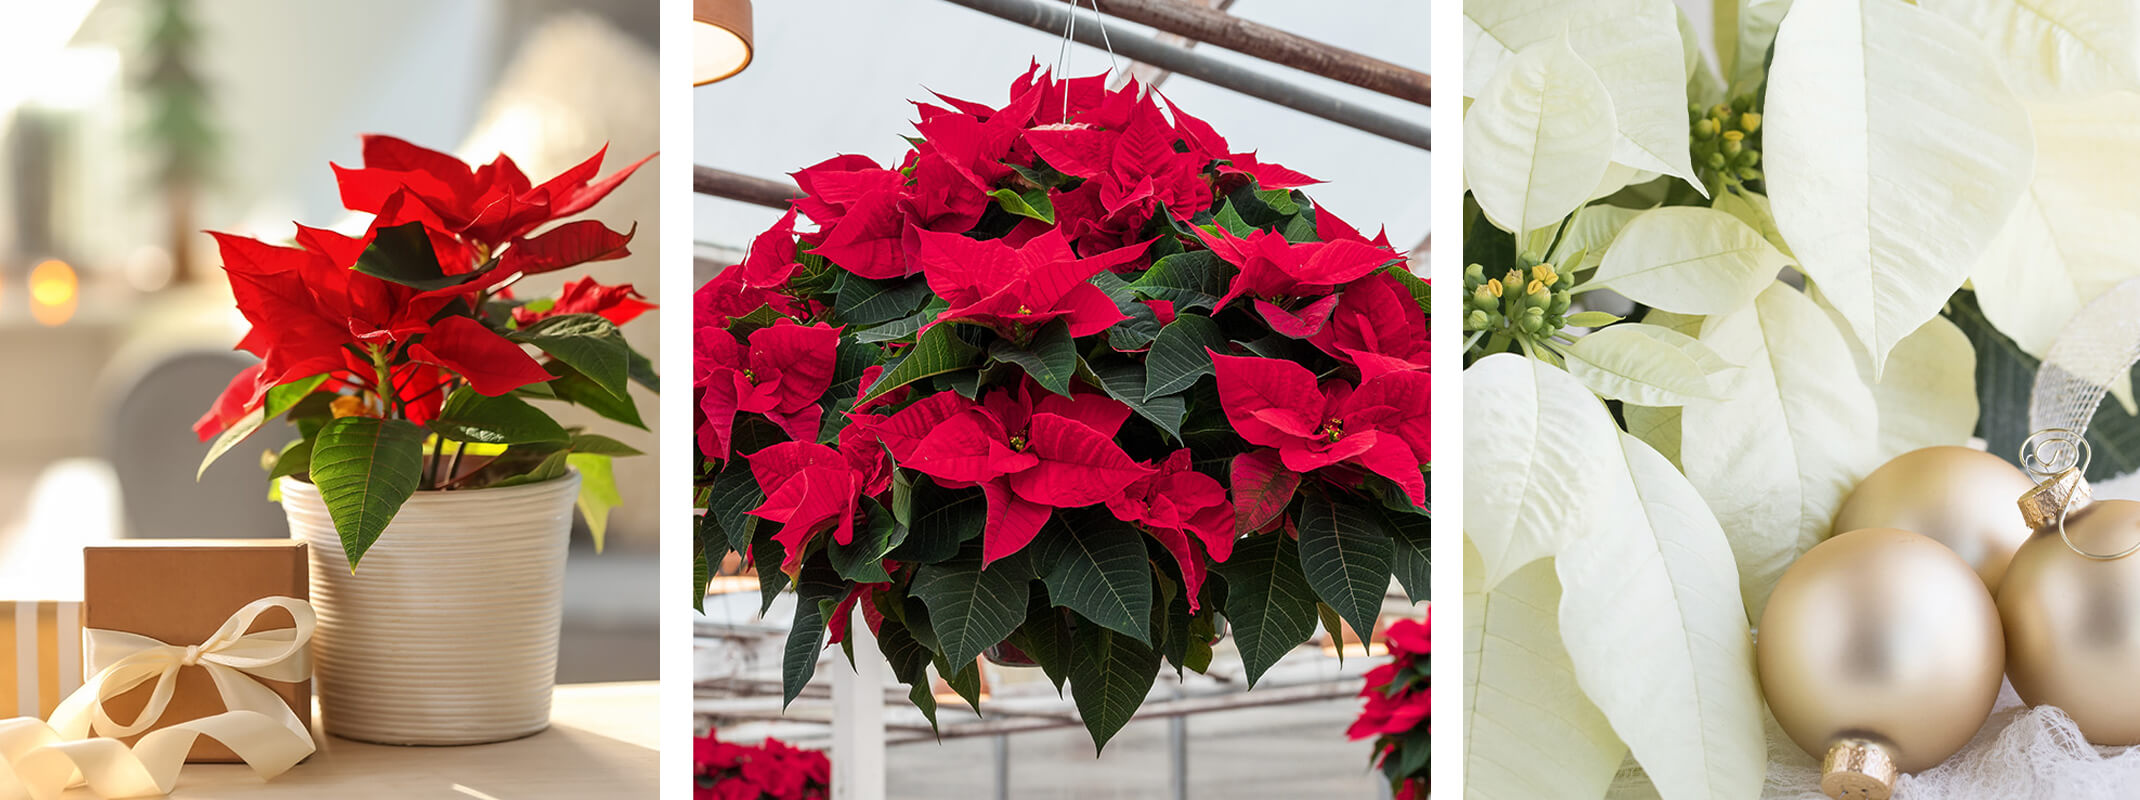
[196,135,657,567]
[694,64,1429,750]
[1351,612,1428,800]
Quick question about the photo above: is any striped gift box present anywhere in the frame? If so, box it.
[1,601,82,720]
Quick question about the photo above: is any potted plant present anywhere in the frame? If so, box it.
[695,732,831,800]
[1350,612,1427,800]
[694,64,1428,750]
[195,135,655,745]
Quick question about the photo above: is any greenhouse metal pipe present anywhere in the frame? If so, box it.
[694,164,803,208]
[1044,0,1429,106]
[939,0,1430,150]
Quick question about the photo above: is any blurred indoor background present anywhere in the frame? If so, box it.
[0,0,658,683]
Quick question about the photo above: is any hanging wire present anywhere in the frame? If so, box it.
[1052,0,1124,122]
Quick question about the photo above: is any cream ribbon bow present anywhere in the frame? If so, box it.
[0,596,317,800]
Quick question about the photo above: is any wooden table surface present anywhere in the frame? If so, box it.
[74,682,658,799]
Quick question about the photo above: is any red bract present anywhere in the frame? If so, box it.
[695,733,831,800]
[196,218,552,441]
[514,277,655,327]
[1312,272,1429,377]
[1209,352,1429,507]
[911,228,1145,338]
[698,320,842,462]
[1161,95,1322,191]
[875,381,1152,565]
[745,431,892,578]
[1195,226,1402,312]
[333,134,650,252]
[697,263,811,328]
[1106,449,1234,611]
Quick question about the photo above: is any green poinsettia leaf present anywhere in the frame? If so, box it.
[309,416,427,569]
[859,324,982,405]
[1215,529,1318,688]
[909,551,1034,668]
[353,222,499,291]
[429,386,570,445]
[1035,509,1153,644]
[987,319,1076,397]
[780,564,845,708]
[890,478,985,563]
[1298,495,1396,644]
[835,273,933,326]
[513,314,634,398]
[1130,251,1226,313]
[1067,616,1162,753]
[1143,315,1225,400]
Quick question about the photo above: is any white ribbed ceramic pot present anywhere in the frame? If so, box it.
[279,472,579,745]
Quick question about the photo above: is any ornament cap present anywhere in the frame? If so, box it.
[2020,468,2090,532]
[1820,738,1897,800]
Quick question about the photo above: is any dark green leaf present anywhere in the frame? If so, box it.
[429,387,570,445]
[858,323,983,405]
[1281,213,1318,243]
[1215,531,1319,687]
[265,437,312,483]
[1130,251,1227,312]
[835,274,933,326]
[830,499,904,583]
[353,222,495,290]
[693,510,718,612]
[1067,617,1161,752]
[543,361,645,429]
[987,319,1076,396]
[1034,509,1152,643]
[1107,297,1163,351]
[491,450,570,486]
[781,564,845,708]
[1384,504,1429,604]
[705,461,765,554]
[1317,601,1347,666]
[628,347,661,394]
[935,652,984,715]
[513,314,633,397]
[754,526,790,616]
[1143,315,1225,400]
[1297,495,1396,645]
[1007,585,1073,692]
[568,433,642,456]
[1090,361,1185,440]
[858,298,949,344]
[909,554,1034,667]
[892,479,986,563]
[1954,294,2140,481]
[309,417,427,569]
[876,613,941,731]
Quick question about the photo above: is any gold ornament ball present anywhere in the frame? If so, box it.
[1832,445,2037,592]
[2000,498,2140,745]
[1758,528,2004,799]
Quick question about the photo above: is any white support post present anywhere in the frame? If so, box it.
[831,606,887,800]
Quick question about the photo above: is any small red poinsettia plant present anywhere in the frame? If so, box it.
[695,732,830,800]
[694,64,1427,750]
[196,135,656,568]
[1351,612,1428,800]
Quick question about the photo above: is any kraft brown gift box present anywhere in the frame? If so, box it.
[83,540,311,763]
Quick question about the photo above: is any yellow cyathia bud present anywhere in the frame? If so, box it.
[330,395,371,419]
[1486,278,1504,298]
[1722,130,1744,142]
[1526,279,1546,297]
[1531,263,1559,286]
[1739,112,1761,132]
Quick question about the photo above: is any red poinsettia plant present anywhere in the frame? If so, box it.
[196,135,656,568]
[694,65,1428,750]
[1351,612,1428,800]
[695,732,830,800]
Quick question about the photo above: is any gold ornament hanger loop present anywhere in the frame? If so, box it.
[2022,428,2090,481]
[2019,430,2139,560]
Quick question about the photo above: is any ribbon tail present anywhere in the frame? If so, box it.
[0,711,313,800]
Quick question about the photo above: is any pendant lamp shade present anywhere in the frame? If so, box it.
[694,0,753,85]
